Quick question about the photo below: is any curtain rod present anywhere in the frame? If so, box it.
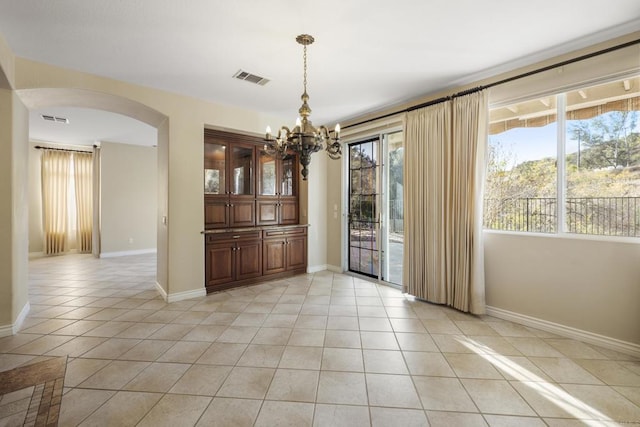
[34,145,94,154]
[343,37,640,130]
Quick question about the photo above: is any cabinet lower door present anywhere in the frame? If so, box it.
[256,200,279,225]
[206,244,234,286]
[263,239,286,275]
[236,241,262,280]
[230,200,255,227]
[287,236,307,271]
[279,200,299,224]
[205,200,229,229]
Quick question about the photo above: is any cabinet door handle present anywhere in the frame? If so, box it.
[232,235,240,239]
[229,204,234,207]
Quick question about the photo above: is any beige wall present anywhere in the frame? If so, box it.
[0,87,29,331]
[306,153,328,271]
[326,156,342,269]
[9,55,290,301]
[100,141,157,255]
[11,92,29,328]
[156,119,169,294]
[484,232,640,345]
[27,142,42,253]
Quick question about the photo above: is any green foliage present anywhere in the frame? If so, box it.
[485,110,640,235]
[568,111,640,169]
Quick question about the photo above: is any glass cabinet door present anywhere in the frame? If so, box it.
[281,154,296,197]
[258,150,277,196]
[231,145,254,196]
[204,142,226,195]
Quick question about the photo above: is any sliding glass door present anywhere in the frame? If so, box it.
[347,131,403,285]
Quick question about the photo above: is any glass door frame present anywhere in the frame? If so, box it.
[341,126,403,287]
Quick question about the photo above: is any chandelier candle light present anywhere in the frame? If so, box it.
[265,34,342,180]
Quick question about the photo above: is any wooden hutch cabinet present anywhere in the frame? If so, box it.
[262,227,307,275]
[203,129,307,293]
[204,136,255,229]
[256,148,299,226]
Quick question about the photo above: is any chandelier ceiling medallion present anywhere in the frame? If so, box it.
[265,34,341,180]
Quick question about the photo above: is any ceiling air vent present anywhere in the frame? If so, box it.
[233,70,270,86]
[41,114,69,124]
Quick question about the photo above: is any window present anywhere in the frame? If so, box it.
[485,75,640,237]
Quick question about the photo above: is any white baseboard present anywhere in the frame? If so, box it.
[13,302,30,334]
[167,288,206,303]
[0,324,13,338]
[486,306,640,359]
[100,248,157,258]
[155,281,206,303]
[327,264,343,273]
[154,281,168,301]
[307,264,344,274]
[307,264,328,273]
[0,302,31,337]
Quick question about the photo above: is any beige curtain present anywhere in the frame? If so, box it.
[448,91,488,314]
[74,152,93,253]
[403,90,488,314]
[41,150,72,255]
[404,101,451,305]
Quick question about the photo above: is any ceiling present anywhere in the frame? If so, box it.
[0,0,639,147]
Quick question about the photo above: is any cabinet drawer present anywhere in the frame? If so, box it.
[206,230,261,244]
[263,227,307,238]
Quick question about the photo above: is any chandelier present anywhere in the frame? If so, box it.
[265,34,341,180]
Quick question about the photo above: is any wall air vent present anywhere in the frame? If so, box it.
[41,114,69,124]
[233,70,270,86]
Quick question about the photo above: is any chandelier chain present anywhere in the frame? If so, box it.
[303,44,307,94]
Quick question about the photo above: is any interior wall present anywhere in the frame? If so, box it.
[485,232,640,345]
[13,57,289,299]
[306,153,328,271]
[27,142,42,253]
[326,155,342,269]
[100,141,157,255]
[11,91,29,329]
[0,90,12,328]
[0,87,29,333]
[156,119,169,294]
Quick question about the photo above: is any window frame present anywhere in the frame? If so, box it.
[485,72,640,243]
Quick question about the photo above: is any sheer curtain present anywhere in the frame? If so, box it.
[74,152,93,253]
[41,150,71,255]
[403,90,488,314]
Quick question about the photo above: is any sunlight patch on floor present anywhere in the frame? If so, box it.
[458,336,613,425]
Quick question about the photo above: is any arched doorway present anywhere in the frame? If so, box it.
[17,87,169,307]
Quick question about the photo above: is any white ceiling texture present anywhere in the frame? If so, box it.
[0,0,638,147]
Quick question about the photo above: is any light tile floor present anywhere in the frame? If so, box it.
[0,253,639,426]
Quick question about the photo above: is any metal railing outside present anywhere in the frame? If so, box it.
[484,197,640,237]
